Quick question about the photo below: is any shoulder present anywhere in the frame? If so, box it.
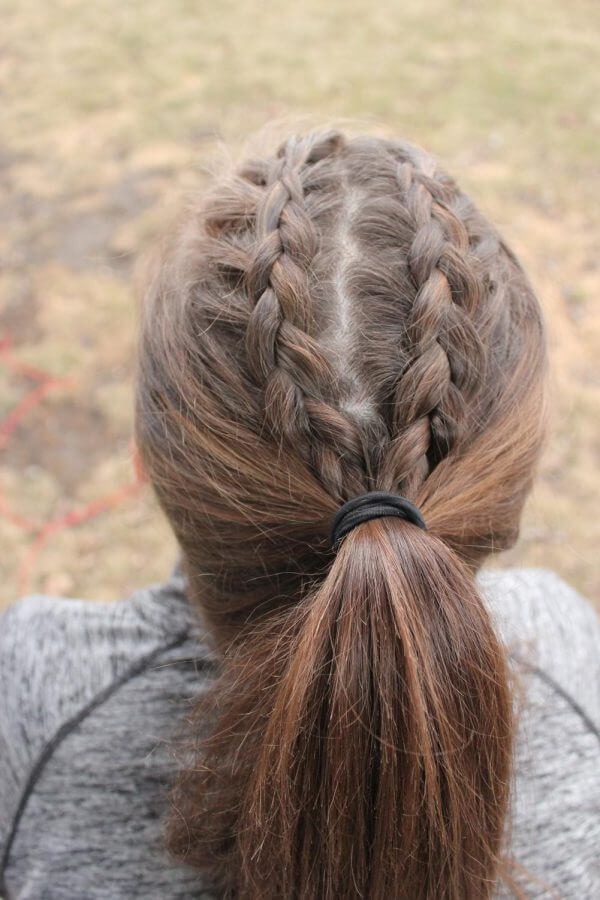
[478,566,600,731]
[478,569,600,896]
[0,572,203,737]
[477,565,600,640]
[0,572,211,858]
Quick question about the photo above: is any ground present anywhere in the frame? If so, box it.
[1,0,599,609]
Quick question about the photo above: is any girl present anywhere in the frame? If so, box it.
[1,127,599,899]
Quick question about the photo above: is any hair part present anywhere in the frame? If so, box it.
[135,126,548,898]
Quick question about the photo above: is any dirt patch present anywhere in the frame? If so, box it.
[0,275,43,344]
[54,171,167,272]
[3,168,167,277]
[2,396,128,497]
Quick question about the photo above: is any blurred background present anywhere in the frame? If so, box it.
[1,0,598,610]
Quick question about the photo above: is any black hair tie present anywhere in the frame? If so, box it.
[330,491,427,550]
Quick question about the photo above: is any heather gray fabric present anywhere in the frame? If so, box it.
[0,566,599,899]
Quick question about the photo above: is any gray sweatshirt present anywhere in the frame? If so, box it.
[0,567,599,899]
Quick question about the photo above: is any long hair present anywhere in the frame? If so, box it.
[135,128,548,898]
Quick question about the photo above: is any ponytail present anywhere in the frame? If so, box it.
[166,517,512,899]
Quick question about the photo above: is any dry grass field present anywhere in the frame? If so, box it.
[1,0,599,610]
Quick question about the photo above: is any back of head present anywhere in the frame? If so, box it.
[135,128,547,899]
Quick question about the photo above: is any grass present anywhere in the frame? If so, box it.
[1,0,599,608]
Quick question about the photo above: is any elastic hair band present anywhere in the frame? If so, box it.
[330,491,427,550]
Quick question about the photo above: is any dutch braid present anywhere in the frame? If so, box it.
[242,132,369,500]
[379,148,489,495]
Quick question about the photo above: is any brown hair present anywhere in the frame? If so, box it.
[135,127,547,898]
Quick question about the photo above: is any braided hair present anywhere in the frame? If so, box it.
[136,127,547,899]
